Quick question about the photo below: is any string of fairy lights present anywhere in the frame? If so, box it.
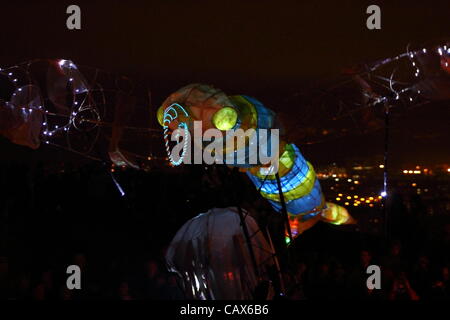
[0,58,164,165]
[0,59,98,148]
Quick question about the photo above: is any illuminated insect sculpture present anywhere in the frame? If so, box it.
[1,41,448,240]
[156,41,450,240]
[156,84,355,240]
[1,41,448,300]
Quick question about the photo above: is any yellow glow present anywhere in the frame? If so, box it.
[360,198,365,201]
[321,202,354,225]
[403,170,408,174]
[212,107,238,130]
[379,164,384,168]
[412,183,417,187]
[338,193,343,197]
[344,202,349,206]
[157,106,165,127]
[409,170,413,174]
[346,196,351,200]
[354,195,358,198]
[354,180,359,184]
[336,197,341,201]
[369,197,374,200]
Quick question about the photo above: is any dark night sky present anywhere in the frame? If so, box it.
[1,0,449,168]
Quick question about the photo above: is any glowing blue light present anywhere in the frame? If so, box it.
[110,172,125,197]
[268,179,323,216]
[246,144,310,194]
[163,103,190,166]
[241,96,275,129]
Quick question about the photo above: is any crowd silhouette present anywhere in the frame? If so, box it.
[0,161,449,300]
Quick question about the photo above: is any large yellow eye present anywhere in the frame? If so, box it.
[212,107,238,130]
[157,106,164,127]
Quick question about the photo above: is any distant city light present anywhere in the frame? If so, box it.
[379,164,384,169]
[380,191,387,198]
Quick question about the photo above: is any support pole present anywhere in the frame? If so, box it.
[232,168,260,279]
[275,172,293,245]
[382,103,390,239]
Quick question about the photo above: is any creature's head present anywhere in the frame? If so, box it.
[157,83,238,134]
[156,84,242,166]
[157,83,279,168]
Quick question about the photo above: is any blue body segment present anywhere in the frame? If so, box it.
[268,179,323,217]
[246,144,310,194]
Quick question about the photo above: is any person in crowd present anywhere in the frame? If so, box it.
[429,265,450,299]
[411,254,433,299]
